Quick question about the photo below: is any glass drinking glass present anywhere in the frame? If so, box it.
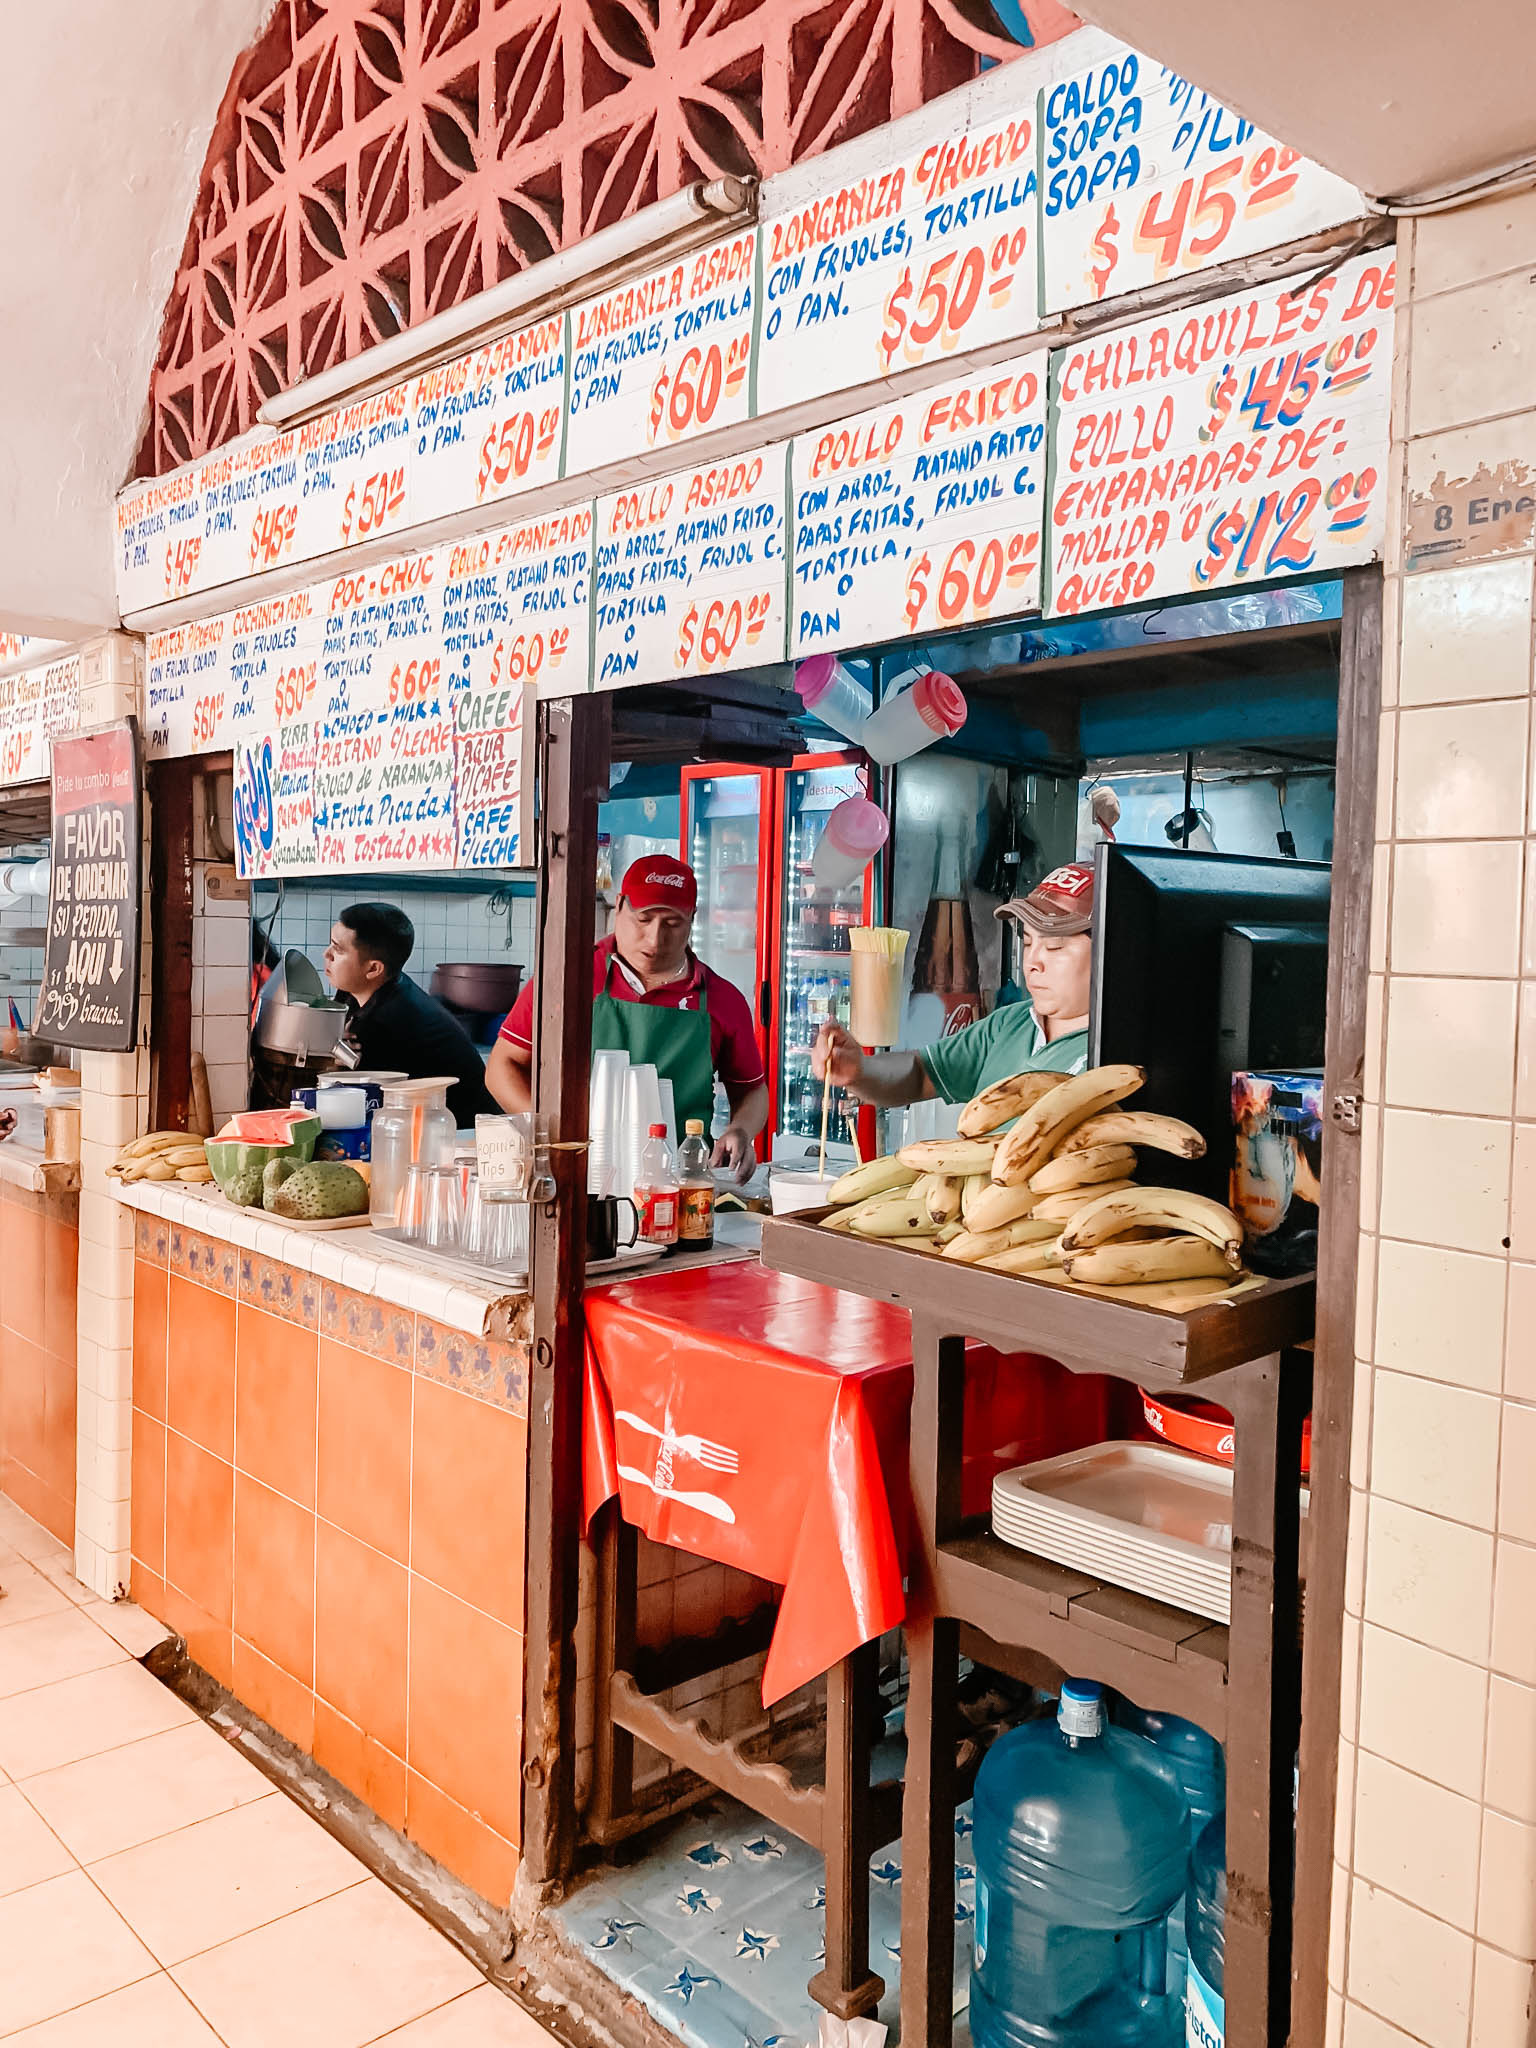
[418,1164,465,1250]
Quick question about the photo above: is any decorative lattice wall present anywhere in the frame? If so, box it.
[139,0,1077,474]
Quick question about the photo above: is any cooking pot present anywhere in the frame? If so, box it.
[431,961,524,1011]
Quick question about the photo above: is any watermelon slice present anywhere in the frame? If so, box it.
[214,1107,319,1143]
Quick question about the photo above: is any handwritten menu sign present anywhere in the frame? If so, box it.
[1040,30,1361,313]
[565,232,757,476]
[0,653,82,787]
[593,450,787,692]
[0,635,66,671]
[37,721,141,1051]
[757,109,1040,418]
[1047,250,1396,617]
[406,319,566,525]
[791,359,1046,656]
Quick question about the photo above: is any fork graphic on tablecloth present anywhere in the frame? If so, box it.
[613,1408,740,1523]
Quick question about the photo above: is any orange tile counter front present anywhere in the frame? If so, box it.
[128,1207,530,1906]
[0,1175,79,1546]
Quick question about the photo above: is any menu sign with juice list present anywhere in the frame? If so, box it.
[1047,249,1396,616]
[37,720,142,1051]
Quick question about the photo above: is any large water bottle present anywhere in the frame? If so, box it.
[971,1678,1190,2048]
[1111,1702,1225,1991]
[1184,1813,1226,2048]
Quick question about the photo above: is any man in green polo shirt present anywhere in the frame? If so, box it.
[811,862,1094,1109]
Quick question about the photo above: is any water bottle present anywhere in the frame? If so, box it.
[971,1678,1190,2048]
[1184,1814,1225,2048]
[1111,1702,1225,1992]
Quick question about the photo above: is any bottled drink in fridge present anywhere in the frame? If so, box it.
[971,1679,1189,2048]
[676,1118,715,1248]
[1184,1813,1225,2048]
[634,1123,680,1248]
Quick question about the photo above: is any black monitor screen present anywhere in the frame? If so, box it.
[1089,843,1332,1196]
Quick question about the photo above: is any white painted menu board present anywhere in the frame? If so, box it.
[757,109,1041,418]
[0,652,82,787]
[593,450,788,691]
[1039,30,1361,313]
[1046,249,1395,617]
[565,231,757,476]
[790,359,1046,657]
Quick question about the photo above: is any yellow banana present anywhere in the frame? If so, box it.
[119,1130,193,1160]
[850,1198,941,1238]
[1029,1144,1138,1194]
[1058,1111,1206,1160]
[1057,1272,1249,1309]
[977,1239,1064,1275]
[897,1138,1002,1176]
[1058,1186,1244,1264]
[821,1189,909,1232]
[957,1069,1070,1138]
[960,1173,992,1226]
[828,1157,919,1205]
[140,1158,179,1181]
[175,1164,215,1184]
[991,1065,1145,1186]
[924,1175,964,1226]
[943,1217,1062,1262]
[1031,1179,1139,1222]
[963,1181,1038,1233]
[160,1145,212,1169]
[1061,1234,1234,1284]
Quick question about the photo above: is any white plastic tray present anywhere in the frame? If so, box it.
[991,1441,1306,1626]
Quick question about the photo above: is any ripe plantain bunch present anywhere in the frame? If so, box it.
[107,1131,214,1185]
[815,1064,1252,1310]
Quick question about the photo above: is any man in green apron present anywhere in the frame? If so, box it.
[488,855,769,1180]
[811,863,1095,1109]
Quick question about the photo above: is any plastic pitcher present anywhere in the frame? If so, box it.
[1111,1701,1224,1992]
[795,655,873,745]
[369,1079,457,1226]
[861,666,967,765]
[1184,1813,1225,2048]
[811,796,889,889]
[971,1678,1189,2048]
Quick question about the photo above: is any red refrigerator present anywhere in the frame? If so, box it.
[681,751,876,1158]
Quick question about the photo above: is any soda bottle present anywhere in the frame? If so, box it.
[635,1123,680,1248]
[676,1118,716,1249]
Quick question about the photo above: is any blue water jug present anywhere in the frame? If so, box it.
[1112,1701,1224,1988]
[971,1678,1190,2048]
[1185,1813,1225,2047]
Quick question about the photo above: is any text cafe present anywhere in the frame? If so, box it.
[96,24,1389,2048]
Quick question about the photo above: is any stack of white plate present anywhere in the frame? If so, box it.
[993,1441,1273,1626]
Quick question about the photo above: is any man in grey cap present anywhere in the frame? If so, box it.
[811,862,1094,1108]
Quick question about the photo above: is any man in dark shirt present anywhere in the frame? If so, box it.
[323,902,496,1126]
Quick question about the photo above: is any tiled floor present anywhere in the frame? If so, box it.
[0,1495,552,2048]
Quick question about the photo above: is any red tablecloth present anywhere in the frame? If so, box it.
[584,1262,1133,1704]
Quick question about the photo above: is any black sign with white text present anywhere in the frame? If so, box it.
[37,720,142,1052]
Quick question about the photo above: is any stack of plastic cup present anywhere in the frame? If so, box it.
[588,1049,629,1196]
[811,796,890,889]
[658,1077,678,1154]
[620,1063,663,1201]
[861,666,968,764]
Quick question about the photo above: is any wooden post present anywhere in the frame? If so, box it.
[521,691,609,1897]
[148,758,195,1133]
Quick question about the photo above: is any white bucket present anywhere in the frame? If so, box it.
[770,1169,836,1215]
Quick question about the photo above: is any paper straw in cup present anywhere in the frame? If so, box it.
[848,927,909,1046]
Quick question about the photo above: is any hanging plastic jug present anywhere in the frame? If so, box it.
[810,796,890,890]
[795,655,873,746]
[860,666,967,765]
[971,1678,1189,2048]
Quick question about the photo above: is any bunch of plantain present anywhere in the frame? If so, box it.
[108,1130,214,1185]
[1050,1186,1250,1307]
[991,1064,1147,1186]
[956,1068,1069,1138]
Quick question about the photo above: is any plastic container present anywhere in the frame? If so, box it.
[861,666,967,765]
[676,1119,715,1248]
[794,655,873,745]
[810,796,890,890]
[1184,1813,1225,2047]
[971,1678,1189,2048]
[369,1079,457,1226]
[634,1123,680,1248]
[1111,1701,1225,1992]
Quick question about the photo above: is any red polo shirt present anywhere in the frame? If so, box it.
[499,937,765,1095]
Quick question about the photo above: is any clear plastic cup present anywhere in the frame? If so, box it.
[794,655,873,746]
[861,667,968,765]
[417,1164,465,1249]
[811,795,889,890]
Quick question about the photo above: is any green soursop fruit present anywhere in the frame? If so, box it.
[262,1156,301,1210]
[270,1161,370,1221]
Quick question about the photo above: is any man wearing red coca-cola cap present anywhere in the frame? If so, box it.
[488,855,768,1180]
[812,863,1094,1109]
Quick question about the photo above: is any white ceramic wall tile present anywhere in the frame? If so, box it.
[1390,840,1525,977]
[1468,1938,1535,2048]
[1511,1124,1536,1262]
[1358,1623,1489,1799]
[1413,188,1536,298]
[1353,1747,1482,1928]
[1484,1676,1536,1824]
[1499,1401,1536,1545]
[1364,1494,1495,1663]
[1373,1239,1506,1390]
[1346,1877,1473,2048]
[1370,1370,1501,1527]
[1377,1109,1512,1255]
[1491,1539,1536,1684]
[1351,1358,1374,1488]
[1394,700,1529,841]
[1384,976,1517,1117]
[1508,1262,1536,1403]
[1410,269,1536,438]
[1477,1810,1536,1959]
[1399,556,1536,705]
[1517,984,1536,1119]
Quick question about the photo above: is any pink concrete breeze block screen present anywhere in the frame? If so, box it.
[139,0,1077,474]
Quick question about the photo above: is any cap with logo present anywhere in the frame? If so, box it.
[620,854,698,915]
[995,861,1095,937]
